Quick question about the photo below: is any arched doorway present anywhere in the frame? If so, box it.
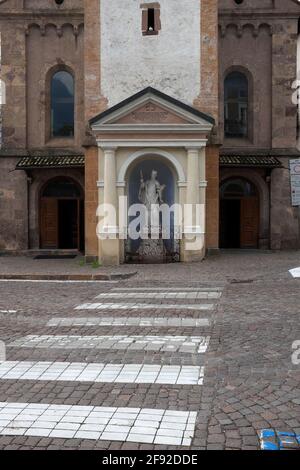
[40,178,84,250]
[220,178,259,249]
[125,156,179,263]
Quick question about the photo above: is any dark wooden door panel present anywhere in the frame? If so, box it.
[40,198,58,248]
[240,197,259,248]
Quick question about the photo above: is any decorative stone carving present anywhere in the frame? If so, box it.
[115,101,191,125]
[219,21,273,38]
[138,238,166,264]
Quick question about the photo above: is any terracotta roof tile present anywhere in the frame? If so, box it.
[16,155,85,170]
[220,155,282,167]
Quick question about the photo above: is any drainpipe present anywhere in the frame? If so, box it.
[26,170,32,251]
[298,206,300,250]
[266,171,272,250]
[297,27,300,248]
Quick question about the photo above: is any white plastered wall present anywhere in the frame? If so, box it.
[100,0,201,107]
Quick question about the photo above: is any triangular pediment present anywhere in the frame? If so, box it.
[89,87,215,133]
[113,101,195,125]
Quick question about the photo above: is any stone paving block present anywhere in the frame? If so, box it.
[1,261,299,450]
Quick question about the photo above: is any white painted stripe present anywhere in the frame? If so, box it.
[9,335,210,354]
[0,280,118,284]
[112,287,223,292]
[0,402,196,446]
[95,292,221,300]
[0,310,17,314]
[75,303,215,311]
[0,362,204,385]
[289,267,300,278]
[47,317,211,328]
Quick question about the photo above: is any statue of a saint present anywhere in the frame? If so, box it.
[138,170,166,230]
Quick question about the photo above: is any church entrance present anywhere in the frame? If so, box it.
[40,178,84,250]
[125,157,179,263]
[220,178,259,249]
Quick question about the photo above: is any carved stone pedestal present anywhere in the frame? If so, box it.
[138,238,166,264]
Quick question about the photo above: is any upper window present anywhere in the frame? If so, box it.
[224,72,248,138]
[51,70,74,138]
[141,3,161,36]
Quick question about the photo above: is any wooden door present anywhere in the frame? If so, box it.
[40,198,58,248]
[240,197,259,248]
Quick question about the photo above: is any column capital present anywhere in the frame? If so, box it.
[185,143,206,151]
[185,147,203,156]
[102,145,118,152]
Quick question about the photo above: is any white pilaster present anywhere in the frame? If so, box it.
[103,147,118,212]
[183,146,206,261]
[98,146,120,265]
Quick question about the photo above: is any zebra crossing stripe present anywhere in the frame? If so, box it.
[47,317,211,327]
[9,335,210,354]
[95,292,221,300]
[112,287,223,292]
[289,268,300,278]
[0,402,197,446]
[75,303,215,311]
[0,361,205,385]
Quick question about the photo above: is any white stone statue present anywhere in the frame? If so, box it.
[138,170,166,230]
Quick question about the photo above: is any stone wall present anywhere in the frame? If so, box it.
[0,1,84,150]
[206,145,219,249]
[0,19,26,148]
[0,1,85,252]
[84,0,107,121]
[272,21,298,149]
[0,157,28,251]
[271,160,299,250]
[219,0,300,251]
[84,146,99,260]
[26,23,84,150]
[219,0,300,150]
[194,0,219,124]
[219,24,272,148]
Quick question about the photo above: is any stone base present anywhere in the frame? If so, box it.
[138,238,166,264]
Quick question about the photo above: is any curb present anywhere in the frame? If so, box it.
[0,272,137,281]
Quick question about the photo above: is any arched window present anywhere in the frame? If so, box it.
[224,72,248,138]
[51,70,74,138]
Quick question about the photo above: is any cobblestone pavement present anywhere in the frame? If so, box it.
[0,252,299,450]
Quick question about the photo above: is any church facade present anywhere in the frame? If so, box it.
[0,0,300,265]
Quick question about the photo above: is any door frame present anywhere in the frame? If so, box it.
[220,176,260,249]
[220,169,271,249]
[39,177,84,250]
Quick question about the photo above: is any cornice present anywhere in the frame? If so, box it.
[219,11,300,20]
[0,11,84,20]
